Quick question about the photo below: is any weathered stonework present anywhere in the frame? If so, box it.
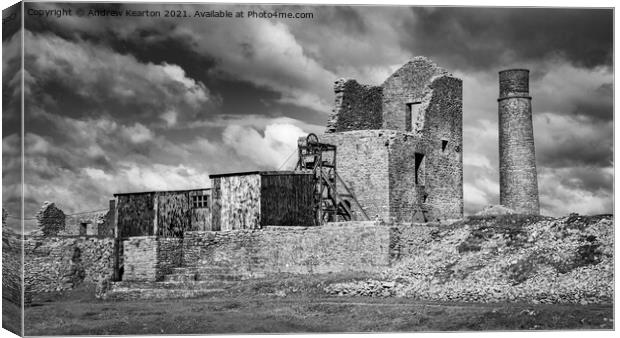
[322,57,463,222]
[320,131,391,220]
[35,201,66,236]
[65,210,112,237]
[381,58,450,131]
[182,222,394,275]
[498,69,540,215]
[326,79,383,132]
[121,236,183,281]
[2,209,22,306]
[23,235,114,298]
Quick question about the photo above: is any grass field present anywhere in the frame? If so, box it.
[22,274,614,335]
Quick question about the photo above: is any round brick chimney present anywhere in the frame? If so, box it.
[497,69,540,215]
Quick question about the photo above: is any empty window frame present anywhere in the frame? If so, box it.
[441,140,448,152]
[79,223,88,236]
[414,152,425,185]
[191,195,210,209]
[406,102,422,132]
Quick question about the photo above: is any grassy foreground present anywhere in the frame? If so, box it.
[23,274,613,335]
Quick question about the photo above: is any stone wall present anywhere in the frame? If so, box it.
[65,210,112,237]
[381,57,449,131]
[122,236,182,281]
[326,79,383,133]
[156,238,183,279]
[321,131,391,221]
[122,236,158,281]
[23,235,114,297]
[2,224,22,306]
[417,75,463,221]
[388,223,438,262]
[321,57,463,223]
[183,222,393,275]
[388,131,426,222]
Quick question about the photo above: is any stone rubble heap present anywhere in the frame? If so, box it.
[325,214,613,304]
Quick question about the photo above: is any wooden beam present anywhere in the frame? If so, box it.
[153,194,159,237]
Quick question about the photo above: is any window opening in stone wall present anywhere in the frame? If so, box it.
[192,195,209,209]
[406,102,423,133]
[406,103,413,131]
[415,152,425,185]
[442,140,448,152]
[79,222,88,236]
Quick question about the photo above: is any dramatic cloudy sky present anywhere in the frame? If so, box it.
[2,3,613,231]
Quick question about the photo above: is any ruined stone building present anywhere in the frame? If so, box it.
[17,58,551,302]
[112,57,463,230]
[322,56,463,222]
[34,201,114,237]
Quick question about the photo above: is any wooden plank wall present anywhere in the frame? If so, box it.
[117,193,155,238]
[189,190,212,231]
[156,192,191,237]
[211,179,222,231]
[214,174,261,231]
[261,174,316,227]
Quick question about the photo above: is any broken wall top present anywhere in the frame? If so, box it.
[326,56,462,134]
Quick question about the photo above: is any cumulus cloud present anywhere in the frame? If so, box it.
[222,123,307,169]
[539,166,613,216]
[121,123,155,144]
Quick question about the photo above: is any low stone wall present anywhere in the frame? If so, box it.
[388,223,439,262]
[122,237,158,281]
[183,222,394,275]
[122,236,182,281]
[24,236,114,297]
[2,227,22,305]
[157,238,183,279]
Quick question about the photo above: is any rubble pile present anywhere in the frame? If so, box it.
[325,214,613,304]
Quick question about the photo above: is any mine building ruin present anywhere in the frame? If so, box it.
[112,57,464,232]
[17,57,550,302]
[322,56,464,223]
[112,57,464,233]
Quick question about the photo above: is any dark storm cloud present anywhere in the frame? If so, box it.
[402,7,612,71]
[572,83,614,121]
[534,112,613,169]
[2,2,21,42]
[24,5,324,126]
[312,6,367,35]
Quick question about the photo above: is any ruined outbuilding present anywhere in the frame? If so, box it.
[322,57,463,222]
